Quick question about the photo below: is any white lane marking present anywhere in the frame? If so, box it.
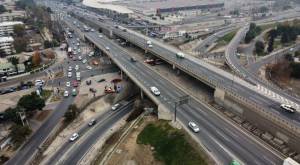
[216,130,230,141]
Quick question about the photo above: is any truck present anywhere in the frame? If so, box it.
[67,47,72,56]
[76,72,81,81]
[283,157,300,165]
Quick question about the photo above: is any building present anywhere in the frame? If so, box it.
[0,21,24,36]
[0,36,14,55]
[124,0,224,16]
[0,11,26,22]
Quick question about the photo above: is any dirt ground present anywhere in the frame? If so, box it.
[107,116,163,165]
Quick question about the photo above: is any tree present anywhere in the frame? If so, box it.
[3,108,22,124]
[0,5,7,14]
[13,24,26,37]
[13,37,28,53]
[64,104,79,123]
[8,56,19,72]
[32,51,41,66]
[9,124,31,148]
[255,41,265,55]
[0,49,6,58]
[267,37,274,53]
[18,92,45,112]
[290,62,300,79]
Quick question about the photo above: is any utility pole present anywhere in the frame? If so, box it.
[174,95,189,122]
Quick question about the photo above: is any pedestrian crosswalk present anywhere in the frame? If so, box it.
[256,84,300,111]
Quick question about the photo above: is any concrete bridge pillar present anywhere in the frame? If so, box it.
[172,64,176,70]
[158,104,172,120]
[214,87,225,106]
[140,90,144,100]
[120,70,123,79]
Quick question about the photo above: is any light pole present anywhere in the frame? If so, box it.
[174,95,189,122]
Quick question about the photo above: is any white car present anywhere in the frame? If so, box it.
[188,121,200,133]
[82,59,87,64]
[64,90,69,97]
[86,65,92,70]
[68,72,72,78]
[99,35,103,38]
[68,66,72,72]
[75,65,79,71]
[89,51,94,57]
[66,81,71,87]
[148,44,153,48]
[111,103,121,111]
[78,56,82,60]
[76,43,80,46]
[69,133,79,142]
[105,46,110,51]
[150,86,160,96]
[280,104,296,113]
[146,40,152,45]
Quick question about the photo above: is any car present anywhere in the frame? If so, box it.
[146,40,152,45]
[176,52,185,59]
[86,80,92,85]
[78,56,82,60]
[148,44,153,48]
[82,59,87,64]
[68,66,72,71]
[68,72,72,78]
[72,88,77,96]
[91,28,95,32]
[77,49,81,53]
[86,65,92,70]
[35,79,45,85]
[105,46,110,51]
[66,81,71,87]
[130,57,137,62]
[99,35,103,38]
[188,121,200,133]
[75,65,79,71]
[97,78,105,83]
[64,90,69,97]
[72,80,78,87]
[280,104,296,113]
[88,119,96,126]
[88,51,94,57]
[111,103,121,111]
[150,86,160,96]
[76,43,80,46]
[69,133,79,142]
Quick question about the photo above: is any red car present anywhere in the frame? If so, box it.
[72,80,78,87]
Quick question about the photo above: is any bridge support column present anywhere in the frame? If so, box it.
[140,90,144,100]
[172,64,176,70]
[176,69,180,75]
[120,70,123,79]
[158,104,172,120]
[214,88,225,105]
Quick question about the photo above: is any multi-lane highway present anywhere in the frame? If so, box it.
[44,101,134,165]
[58,14,285,164]
[5,25,117,165]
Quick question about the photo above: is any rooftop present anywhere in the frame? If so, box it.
[0,21,23,27]
[124,0,224,10]
[82,0,133,14]
[0,36,14,43]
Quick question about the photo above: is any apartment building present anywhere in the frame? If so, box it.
[0,36,14,55]
[0,21,23,36]
[0,11,26,22]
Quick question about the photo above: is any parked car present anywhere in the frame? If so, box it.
[86,65,92,70]
[64,90,69,97]
[72,88,77,96]
[130,57,137,62]
[69,133,79,142]
[66,81,71,87]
